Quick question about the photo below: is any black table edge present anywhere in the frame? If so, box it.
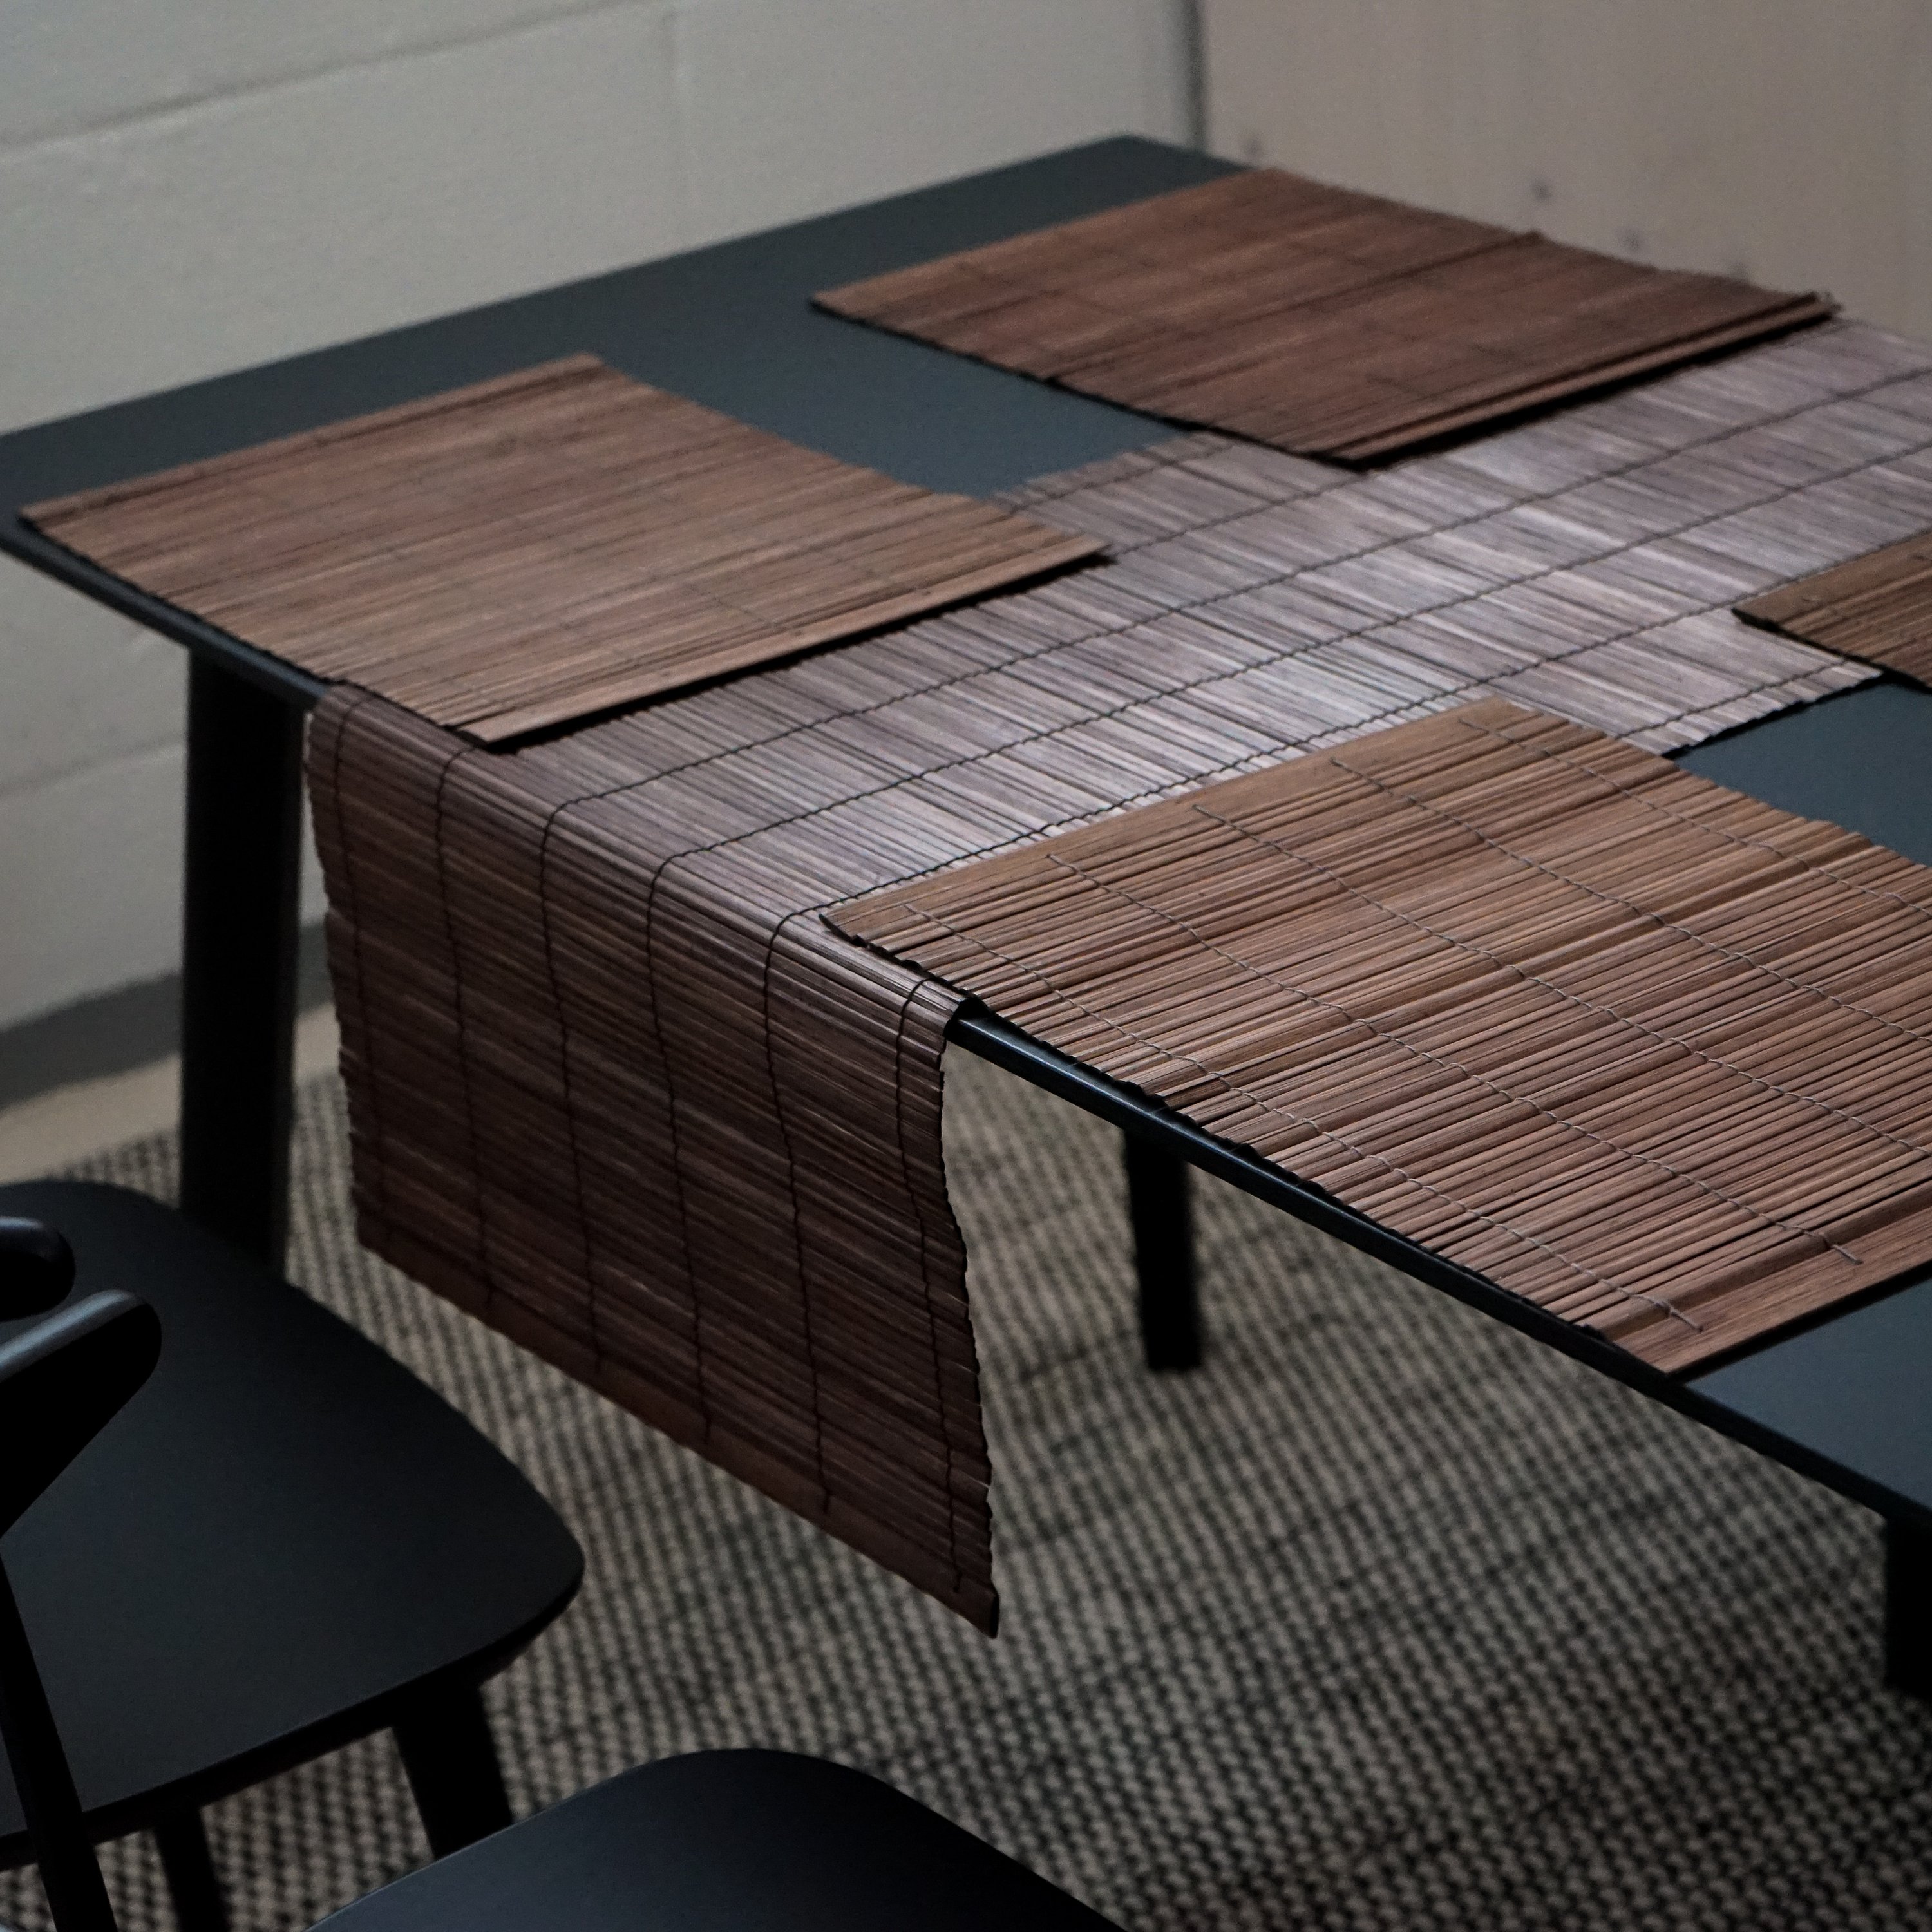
[945,1005,1932,1538]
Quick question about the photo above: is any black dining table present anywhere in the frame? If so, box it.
[6,133,1932,1693]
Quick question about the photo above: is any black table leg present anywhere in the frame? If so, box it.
[178,659,304,1271]
[1884,1519,1932,1700]
[393,1681,515,1857]
[1123,1132,1202,1371]
[153,1807,229,1932]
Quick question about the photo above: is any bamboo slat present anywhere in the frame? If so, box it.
[1738,533,1932,684]
[24,356,1104,744]
[833,697,1932,1372]
[817,171,1835,464]
[305,320,1932,1628]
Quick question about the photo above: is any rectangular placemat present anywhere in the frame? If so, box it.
[817,170,1834,464]
[24,355,1104,743]
[832,699,1932,1374]
[1738,533,1932,683]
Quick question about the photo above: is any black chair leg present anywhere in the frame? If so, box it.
[393,1681,513,1858]
[153,1806,227,1932]
[1123,1133,1202,1372]
[1884,1518,1932,1700]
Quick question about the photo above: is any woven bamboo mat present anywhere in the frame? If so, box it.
[1738,533,1932,684]
[24,355,1102,744]
[831,697,1932,1374]
[817,170,1834,464]
[307,320,1932,1629]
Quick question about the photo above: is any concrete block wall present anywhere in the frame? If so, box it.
[0,0,1191,1036]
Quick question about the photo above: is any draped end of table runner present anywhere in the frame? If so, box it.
[817,169,1835,464]
[830,699,1932,1375]
[307,687,1000,1632]
[1738,533,1932,686]
[26,355,1104,748]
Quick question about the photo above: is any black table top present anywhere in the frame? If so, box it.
[6,133,1931,1533]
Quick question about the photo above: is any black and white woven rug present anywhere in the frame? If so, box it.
[13,1051,1932,1930]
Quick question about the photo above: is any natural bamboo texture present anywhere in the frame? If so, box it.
[305,321,1932,1626]
[834,697,1932,1372]
[1738,533,1932,685]
[817,169,1835,464]
[24,355,1104,744]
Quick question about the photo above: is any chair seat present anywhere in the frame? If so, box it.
[317,1750,1115,1931]
[0,1180,583,1859]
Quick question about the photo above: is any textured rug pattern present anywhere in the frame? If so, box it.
[8,1055,1931,1929]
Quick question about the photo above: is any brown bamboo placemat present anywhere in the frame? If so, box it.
[1738,533,1932,684]
[24,355,1103,744]
[307,320,1931,1630]
[831,698,1932,1374]
[817,170,1834,464]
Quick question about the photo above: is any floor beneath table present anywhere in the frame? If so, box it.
[7,1050,1929,1932]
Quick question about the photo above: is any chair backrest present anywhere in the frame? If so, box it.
[0,1218,162,1932]
[0,1218,74,1321]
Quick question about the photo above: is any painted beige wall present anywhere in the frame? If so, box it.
[0,1,1191,1031]
[1204,1,1932,336]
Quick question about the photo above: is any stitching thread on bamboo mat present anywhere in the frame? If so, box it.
[1013,359,1922,559]
[761,903,836,1519]
[631,804,712,1443]
[816,169,1835,463]
[535,801,609,1381]
[432,742,500,1308]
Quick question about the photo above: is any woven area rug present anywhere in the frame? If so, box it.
[8,1054,1930,1931]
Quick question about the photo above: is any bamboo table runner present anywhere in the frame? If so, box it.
[817,170,1834,464]
[1738,533,1932,685]
[831,698,1932,1374]
[307,321,1932,1629]
[23,356,1103,744]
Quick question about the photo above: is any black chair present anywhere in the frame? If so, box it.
[0,1185,583,1929]
[0,1270,1117,1932]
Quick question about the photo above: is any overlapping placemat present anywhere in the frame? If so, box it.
[23,355,1103,743]
[1738,533,1932,683]
[817,170,1834,464]
[307,323,1932,1627]
[832,697,1932,1374]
